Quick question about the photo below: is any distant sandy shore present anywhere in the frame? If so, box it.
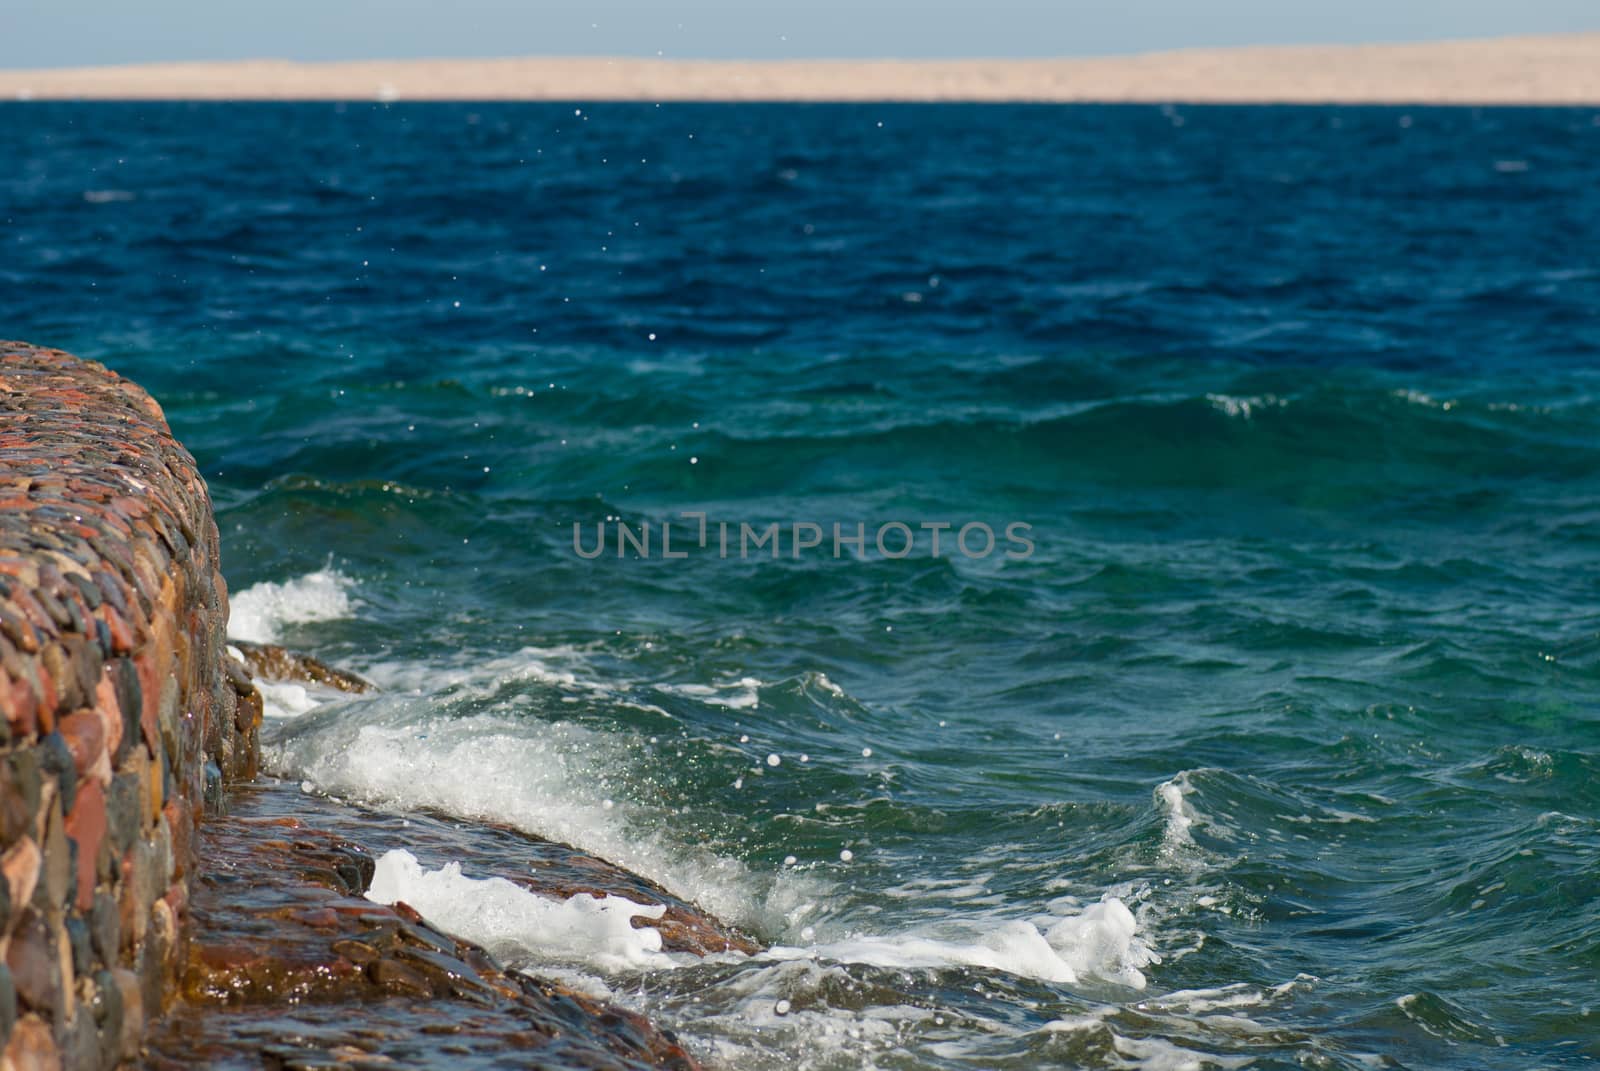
[4,35,1600,104]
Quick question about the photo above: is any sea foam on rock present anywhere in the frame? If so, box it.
[368,849,682,972]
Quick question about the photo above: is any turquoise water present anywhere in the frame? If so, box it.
[5,102,1600,1068]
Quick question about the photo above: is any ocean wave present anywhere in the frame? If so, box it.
[786,895,1155,989]
[266,700,823,939]
[227,567,356,644]
[549,384,1599,506]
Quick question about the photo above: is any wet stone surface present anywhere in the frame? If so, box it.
[230,642,374,696]
[140,779,707,1070]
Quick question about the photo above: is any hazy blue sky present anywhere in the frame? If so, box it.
[4,0,1598,69]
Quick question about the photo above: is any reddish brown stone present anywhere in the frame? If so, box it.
[64,780,106,913]
[57,710,107,785]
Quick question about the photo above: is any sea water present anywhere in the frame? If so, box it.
[4,102,1599,1069]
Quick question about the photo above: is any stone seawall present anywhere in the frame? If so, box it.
[0,342,261,1069]
[0,341,727,1070]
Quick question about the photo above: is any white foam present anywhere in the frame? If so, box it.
[655,676,763,710]
[228,568,355,643]
[1393,388,1446,409]
[265,705,823,938]
[359,644,621,702]
[366,849,678,972]
[362,843,1155,994]
[1133,975,1316,1016]
[779,895,1156,989]
[1111,1034,1251,1071]
[254,679,326,720]
[1204,393,1285,420]
[1157,773,1200,850]
[812,672,846,698]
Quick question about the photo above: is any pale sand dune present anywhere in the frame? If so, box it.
[4,35,1600,104]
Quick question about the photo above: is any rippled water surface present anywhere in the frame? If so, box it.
[4,103,1600,1069]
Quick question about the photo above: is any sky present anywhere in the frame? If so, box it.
[3,0,1598,69]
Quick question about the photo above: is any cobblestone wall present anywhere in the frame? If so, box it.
[0,342,261,1069]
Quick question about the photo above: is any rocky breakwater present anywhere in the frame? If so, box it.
[0,343,748,1070]
[0,342,261,1068]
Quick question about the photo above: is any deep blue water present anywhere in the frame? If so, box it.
[4,102,1600,1070]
